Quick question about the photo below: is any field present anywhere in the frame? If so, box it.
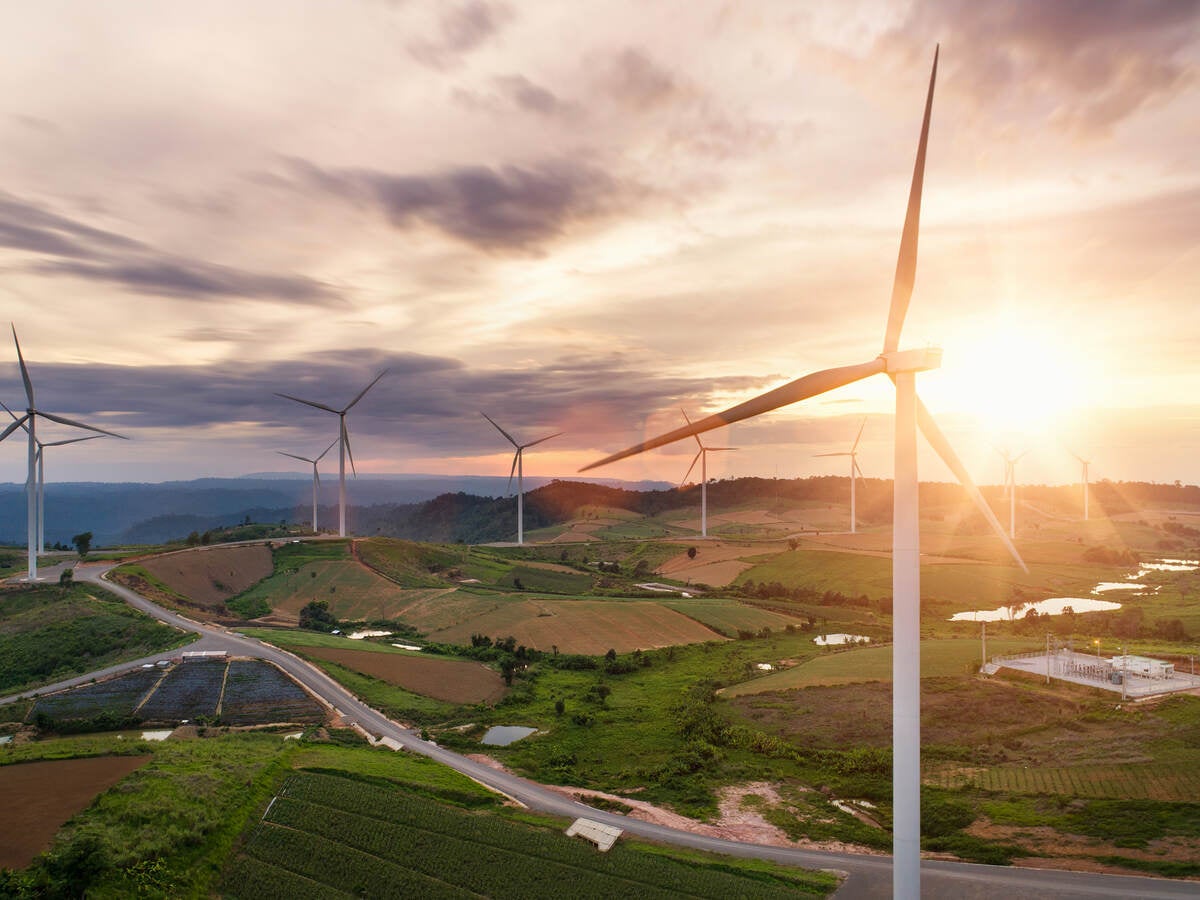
[222,771,835,899]
[927,762,1200,801]
[0,582,187,695]
[31,658,324,729]
[0,755,151,869]
[299,646,506,705]
[137,544,274,610]
[721,638,1041,695]
[660,598,800,636]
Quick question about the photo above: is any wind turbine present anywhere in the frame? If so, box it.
[581,48,1027,898]
[277,437,338,534]
[2,326,127,580]
[678,410,735,538]
[481,412,561,546]
[996,448,1028,539]
[814,418,867,533]
[2,402,104,554]
[1070,452,1091,520]
[276,370,387,538]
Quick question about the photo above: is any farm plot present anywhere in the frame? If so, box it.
[254,559,430,624]
[219,660,324,726]
[222,772,830,899]
[0,755,150,869]
[661,599,800,637]
[31,666,163,722]
[138,658,228,720]
[422,598,725,654]
[139,545,274,610]
[927,763,1200,801]
[300,647,505,705]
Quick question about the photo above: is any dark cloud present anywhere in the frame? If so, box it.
[0,192,341,307]
[494,75,571,117]
[291,158,637,252]
[885,0,1199,134]
[408,0,512,69]
[2,347,768,457]
[604,48,683,111]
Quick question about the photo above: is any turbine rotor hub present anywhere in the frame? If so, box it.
[881,347,942,374]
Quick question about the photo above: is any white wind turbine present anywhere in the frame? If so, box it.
[581,49,1027,898]
[679,410,735,538]
[1070,452,1091,521]
[814,418,867,533]
[481,412,561,546]
[277,437,338,534]
[996,448,1028,539]
[276,371,387,538]
[2,402,104,554]
[1,326,127,580]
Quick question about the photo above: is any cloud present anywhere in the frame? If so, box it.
[291,157,639,252]
[494,75,572,117]
[603,47,684,111]
[408,0,512,69]
[0,192,341,307]
[882,0,1199,135]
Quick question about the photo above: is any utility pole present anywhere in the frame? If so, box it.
[1121,644,1128,702]
[1045,632,1051,684]
[981,621,987,672]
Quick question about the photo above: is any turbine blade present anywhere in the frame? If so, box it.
[521,431,562,450]
[314,467,321,486]
[42,435,102,448]
[680,449,702,486]
[882,46,938,355]
[37,411,128,439]
[852,416,867,453]
[275,392,339,415]
[1014,450,1030,463]
[581,358,885,472]
[481,411,519,448]
[914,393,1028,573]
[11,325,34,407]
[344,369,388,412]
[814,452,852,458]
[0,413,30,443]
[507,449,519,494]
[681,409,705,450]
[707,447,736,452]
[316,437,338,462]
[342,420,357,477]
[277,451,314,464]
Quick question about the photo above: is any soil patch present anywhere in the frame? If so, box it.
[0,755,151,869]
[301,646,506,704]
[140,545,273,610]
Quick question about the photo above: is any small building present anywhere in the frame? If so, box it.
[565,818,622,852]
[1110,655,1175,679]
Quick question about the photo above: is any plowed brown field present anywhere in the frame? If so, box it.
[141,545,274,609]
[301,647,506,704]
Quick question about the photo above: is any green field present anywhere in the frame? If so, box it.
[0,583,191,696]
[223,770,836,899]
[661,599,802,636]
[927,762,1200,801]
[721,638,1041,695]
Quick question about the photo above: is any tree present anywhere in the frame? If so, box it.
[554,698,565,716]
[186,531,200,547]
[687,546,697,559]
[72,531,93,558]
[299,600,338,631]
[59,567,73,586]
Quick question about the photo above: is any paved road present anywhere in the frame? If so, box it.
[11,561,1192,899]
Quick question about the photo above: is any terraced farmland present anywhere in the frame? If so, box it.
[222,772,834,898]
[138,658,228,719]
[927,763,1200,801]
[31,666,163,722]
[221,659,326,725]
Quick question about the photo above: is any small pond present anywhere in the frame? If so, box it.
[950,596,1121,622]
[814,633,871,646]
[481,725,537,746]
[1093,582,1147,593]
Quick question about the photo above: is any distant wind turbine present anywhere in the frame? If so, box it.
[3,401,103,553]
[679,410,735,538]
[1070,452,1091,521]
[481,412,561,546]
[581,48,1026,897]
[277,437,338,534]
[814,417,867,533]
[276,370,388,538]
[1,326,127,579]
[996,448,1028,539]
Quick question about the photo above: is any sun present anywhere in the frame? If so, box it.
[920,312,1091,438]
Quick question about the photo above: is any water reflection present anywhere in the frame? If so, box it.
[950,596,1120,622]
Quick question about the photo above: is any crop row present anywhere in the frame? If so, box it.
[268,773,808,898]
[31,667,162,720]
[928,764,1200,801]
[220,853,356,900]
[223,660,311,705]
[139,659,227,719]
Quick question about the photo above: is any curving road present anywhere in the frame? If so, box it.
[9,561,1192,899]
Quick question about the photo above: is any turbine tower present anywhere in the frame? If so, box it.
[1,326,127,580]
[1071,452,1091,520]
[996,448,1028,539]
[276,370,387,538]
[277,437,338,534]
[581,49,1027,898]
[679,410,734,538]
[814,417,867,533]
[481,412,561,546]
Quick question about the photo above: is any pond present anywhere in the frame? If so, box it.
[814,633,871,646]
[481,725,537,746]
[1092,582,1147,593]
[949,596,1121,622]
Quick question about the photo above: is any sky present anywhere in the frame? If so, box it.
[1,0,1198,489]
